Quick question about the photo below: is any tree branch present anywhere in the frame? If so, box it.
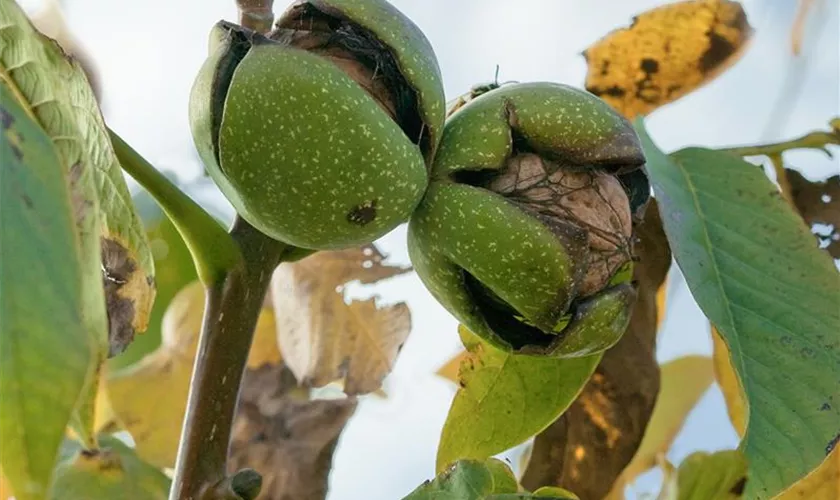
[720,118,840,158]
[237,0,275,33]
[169,218,286,500]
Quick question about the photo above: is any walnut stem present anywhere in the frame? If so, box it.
[169,218,287,500]
[236,0,275,33]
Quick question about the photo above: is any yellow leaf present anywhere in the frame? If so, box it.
[271,245,412,395]
[605,356,715,499]
[105,281,279,468]
[583,0,753,119]
[776,443,840,499]
[435,351,468,385]
[711,326,747,437]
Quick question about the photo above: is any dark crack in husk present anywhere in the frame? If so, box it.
[271,3,426,153]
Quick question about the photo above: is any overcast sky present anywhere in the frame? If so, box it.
[20,0,839,498]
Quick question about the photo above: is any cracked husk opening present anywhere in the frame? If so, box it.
[271,3,424,148]
[485,152,633,298]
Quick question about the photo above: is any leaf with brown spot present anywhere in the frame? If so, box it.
[51,435,170,500]
[228,363,358,500]
[0,1,156,357]
[270,245,412,395]
[520,200,671,499]
[110,187,199,370]
[583,0,753,119]
[777,445,840,500]
[105,281,279,468]
[712,326,747,437]
[605,356,715,499]
[787,168,840,258]
[657,450,748,500]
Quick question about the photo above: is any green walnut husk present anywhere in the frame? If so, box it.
[408,82,648,357]
[190,0,445,250]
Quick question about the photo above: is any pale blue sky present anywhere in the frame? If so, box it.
[22,0,839,498]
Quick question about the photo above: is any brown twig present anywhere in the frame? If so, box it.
[237,0,275,33]
[169,218,286,500]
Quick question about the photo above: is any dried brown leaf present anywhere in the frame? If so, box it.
[787,169,840,258]
[520,200,671,499]
[271,245,412,395]
[584,0,753,119]
[228,363,357,500]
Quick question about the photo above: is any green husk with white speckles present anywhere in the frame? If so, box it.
[189,15,441,249]
[408,81,647,357]
[276,0,446,163]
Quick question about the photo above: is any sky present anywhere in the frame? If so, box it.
[19,0,840,498]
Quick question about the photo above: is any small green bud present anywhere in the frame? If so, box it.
[190,0,445,250]
[409,82,647,357]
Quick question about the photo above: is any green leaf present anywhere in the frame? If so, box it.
[51,435,170,500]
[531,486,579,499]
[109,188,198,370]
[486,486,579,500]
[0,0,155,357]
[436,325,601,473]
[658,450,748,500]
[0,84,96,500]
[403,458,519,500]
[636,120,840,499]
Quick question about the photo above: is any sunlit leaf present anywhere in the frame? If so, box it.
[637,121,840,498]
[712,326,747,437]
[0,0,155,357]
[51,435,170,500]
[270,245,412,395]
[657,450,748,500]
[0,468,10,500]
[0,82,96,500]
[520,200,670,498]
[106,281,279,468]
[605,356,715,498]
[584,0,753,119]
[436,326,601,473]
[777,445,840,500]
